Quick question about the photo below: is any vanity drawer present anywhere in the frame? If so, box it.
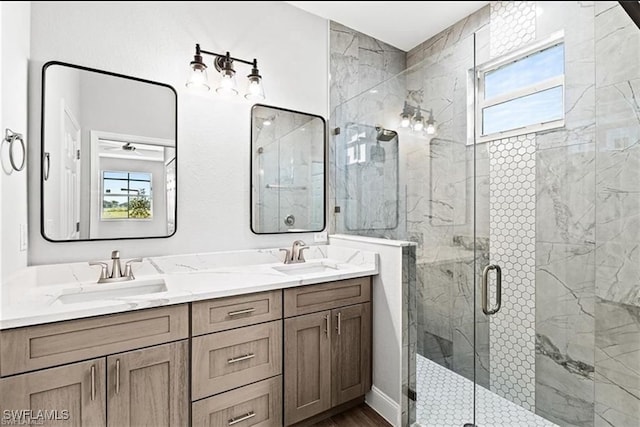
[192,320,282,400]
[192,376,282,427]
[0,304,188,376]
[284,276,371,317]
[192,290,282,336]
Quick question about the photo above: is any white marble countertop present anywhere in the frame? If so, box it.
[0,245,378,330]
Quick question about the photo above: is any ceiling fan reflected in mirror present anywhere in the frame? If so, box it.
[98,138,165,161]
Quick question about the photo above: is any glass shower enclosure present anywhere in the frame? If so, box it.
[331,1,640,426]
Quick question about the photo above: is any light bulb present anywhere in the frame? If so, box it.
[245,78,265,101]
[186,66,210,91]
[401,115,411,128]
[263,119,272,126]
[413,106,424,132]
[186,45,210,91]
[216,73,238,96]
[425,110,436,135]
[245,60,265,101]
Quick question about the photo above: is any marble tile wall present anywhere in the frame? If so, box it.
[402,245,417,426]
[594,2,640,426]
[594,299,640,426]
[330,2,640,427]
[329,21,406,239]
[532,2,599,425]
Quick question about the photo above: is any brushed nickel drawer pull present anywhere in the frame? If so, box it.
[115,359,120,394]
[336,312,342,335]
[90,365,96,401]
[228,353,256,364]
[324,314,329,337]
[228,411,256,425]
[227,308,256,317]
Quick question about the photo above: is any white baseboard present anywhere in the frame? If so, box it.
[365,386,401,426]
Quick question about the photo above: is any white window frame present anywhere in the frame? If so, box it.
[475,31,565,144]
[101,170,153,221]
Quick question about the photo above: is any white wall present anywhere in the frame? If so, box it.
[331,234,411,426]
[79,71,175,141]
[28,1,328,265]
[1,1,30,281]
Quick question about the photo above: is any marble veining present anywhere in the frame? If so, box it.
[594,298,640,426]
[0,243,378,329]
[536,334,594,379]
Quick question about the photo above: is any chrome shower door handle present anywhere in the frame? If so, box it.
[482,264,502,315]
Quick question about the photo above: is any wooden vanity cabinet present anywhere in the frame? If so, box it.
[0,306,189,427]
[0,359,107,426]
[283,277,372,426]
[190,290,284,427]
[107,340,189,427]
[0,277,373,427]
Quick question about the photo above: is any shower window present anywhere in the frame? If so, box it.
[476,33,565,141]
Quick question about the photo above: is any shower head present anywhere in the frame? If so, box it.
[375,126,397,142]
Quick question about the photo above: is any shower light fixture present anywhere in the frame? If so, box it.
[425,110,437,135]
[186,44,265,101]
[413,107,424,132]
[400,101,412,128]
[399,101,437,136]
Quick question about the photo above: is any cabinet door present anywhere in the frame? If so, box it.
[107,340,188,427]
[0,358,106,426]
[331,303,371,406]
[284,310,332,425]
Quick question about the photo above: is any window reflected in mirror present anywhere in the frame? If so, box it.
[101,171,153,220]
[40,62,177,241]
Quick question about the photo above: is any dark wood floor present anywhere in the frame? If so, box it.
[311,404,392,426]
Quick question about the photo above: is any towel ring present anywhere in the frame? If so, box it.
[4,129,25,172]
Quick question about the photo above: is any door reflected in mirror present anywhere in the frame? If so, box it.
[41,62,177,241]
[251,105,326,234]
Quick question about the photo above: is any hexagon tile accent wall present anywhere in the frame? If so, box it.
[489,133,537,410]
[490,1,537,58]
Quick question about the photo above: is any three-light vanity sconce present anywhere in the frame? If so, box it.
[399,101,437,135]
[186,43,265,101]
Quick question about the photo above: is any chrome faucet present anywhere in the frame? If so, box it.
[89,250,142,283]
[280,240,309,264]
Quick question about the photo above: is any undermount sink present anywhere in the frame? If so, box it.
[55,279,168,305]
[272,260,340,276]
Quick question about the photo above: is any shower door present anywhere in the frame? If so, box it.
[474,2,640,427]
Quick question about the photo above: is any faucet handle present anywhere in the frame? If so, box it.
[89,261,109,281]
[279,248,291,264]
[124,258,143,279]
[111,250,120,259]
[297,246,309,262]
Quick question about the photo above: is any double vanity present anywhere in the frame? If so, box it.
[0,244,378,426]
[5,47,374,427]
